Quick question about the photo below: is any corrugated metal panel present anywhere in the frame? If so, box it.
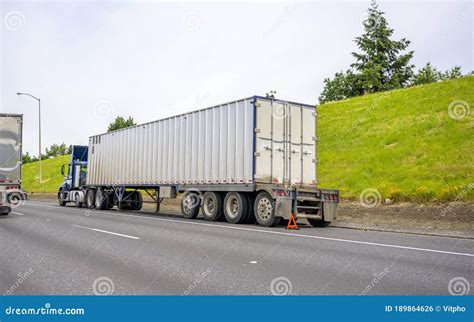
[87,98,256,186]
[0,114,23,185]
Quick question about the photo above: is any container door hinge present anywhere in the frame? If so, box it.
[255,128,261,133]
[254,152,260,157]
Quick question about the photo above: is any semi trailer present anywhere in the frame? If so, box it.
[58,96,339,227]
[0,113,26,215]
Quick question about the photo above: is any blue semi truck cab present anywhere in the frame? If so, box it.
[58,145,88,207]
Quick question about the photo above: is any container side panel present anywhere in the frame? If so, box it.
[211,107,220,183]
[205,109,213,183]
[219,106,228,183]
[185,114,192,183]
[235,100,244,183]
[227,103,236,183]
[191,113,199,183]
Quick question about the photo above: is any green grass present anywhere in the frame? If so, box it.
[22,77,474,202]
[22,155,69,193]
[318,76,474,202]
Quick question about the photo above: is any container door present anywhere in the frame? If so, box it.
[255,99,291,185]
[301,107,316,186]
[255,99,316,187]
[0,116,22,185]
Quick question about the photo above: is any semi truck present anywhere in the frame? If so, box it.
[0,113,26,215]
[58,96,339,227]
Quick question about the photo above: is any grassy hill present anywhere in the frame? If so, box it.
[22,155,69,193]
[22,77,473,202]
[318,76,473,202]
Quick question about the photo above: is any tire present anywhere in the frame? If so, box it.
[86,189,96,209]
[244,193,257,224]
[94,189,108,210]
[106,191,115,210]
[254,191,280,227]
[201,192,224,221]
[7,192,25,208]
[131,191,143,211]
[58,190,67,207]
[223,192,248,224]
[118,191,133,211]
[181,191,200,219]
[74,192,83,208]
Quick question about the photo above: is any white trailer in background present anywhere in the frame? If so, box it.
[0,113,26,215]
[60,96,339,227]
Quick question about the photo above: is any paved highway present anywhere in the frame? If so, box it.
[0,201,472,295]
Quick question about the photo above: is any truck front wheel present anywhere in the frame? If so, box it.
[58,190,67,207]
[254,191,280,227]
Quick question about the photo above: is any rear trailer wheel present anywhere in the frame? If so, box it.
[181,192,200,219]
[94,189,108,210]
[254,191,280,227]
[86,189,96,209]
[223,192,248,224]
[201,192,224,221]
[132,191,143,211]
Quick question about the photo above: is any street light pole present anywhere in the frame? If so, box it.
[16,92,42,183]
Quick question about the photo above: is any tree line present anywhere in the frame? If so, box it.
[318,1,471,104]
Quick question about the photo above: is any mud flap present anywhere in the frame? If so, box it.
[323,202,338,221]
[276,197,293,220]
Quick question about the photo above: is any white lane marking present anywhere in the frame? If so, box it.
[11,212,24,215]
[25,202,474,257]
[71,224,140,240]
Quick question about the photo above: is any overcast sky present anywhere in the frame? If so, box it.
[0,0,472,155]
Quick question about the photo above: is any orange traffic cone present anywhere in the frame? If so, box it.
[286,213,299,230]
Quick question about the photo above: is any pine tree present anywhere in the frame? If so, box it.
[351,0,414,93]
[411,62,441,85]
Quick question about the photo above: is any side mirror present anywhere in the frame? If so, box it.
[60,164,65,176]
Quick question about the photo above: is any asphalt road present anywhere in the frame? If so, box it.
[0,201,472,295]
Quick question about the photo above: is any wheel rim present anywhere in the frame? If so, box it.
[257,197,273,221]
[226,195,240,219]
[183,195,194,214]
[204,196,215,216]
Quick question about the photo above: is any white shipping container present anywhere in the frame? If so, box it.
[87,96,316,188]
[0,114,23,185]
